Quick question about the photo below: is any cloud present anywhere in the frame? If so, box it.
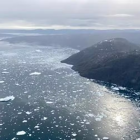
[0,0,139,29]
[104,14,134,18]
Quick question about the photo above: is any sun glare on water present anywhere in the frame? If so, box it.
[115,115,124,126]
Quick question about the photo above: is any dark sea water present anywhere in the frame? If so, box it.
[0,41,140,140]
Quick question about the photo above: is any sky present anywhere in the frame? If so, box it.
[0,0,139,29]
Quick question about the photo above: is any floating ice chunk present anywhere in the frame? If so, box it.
[34,108,39,111]
[103,137,109,140]
[2,71,9,74]
[46,101,53,104]
[0,81,4,83]
[22,120,27,123]
[16,131,26,136]
[72,133,77,137]
[29,72,41,76]
[11,138,16,140]
[86,113,94,117]
[18,112,22,115]
[0,96,15,102]
[42,117,48,120]
[70,123,74,126]
[95,114,104,121]
[111,86,119,91]
[119,86,126,90]
[34,125,40,129]
[15,83,20,86]
[28,95,31,98]
[26,111,32,115]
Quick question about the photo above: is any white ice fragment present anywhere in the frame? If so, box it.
[29,72,41,76]
[16,131,26,136]
[28,95,31,98]
[34,108,39,111]
[18,112,22,115]
[0,96,15,102]
[119,86,126,90]
[2,71,9,74]
[15,83,20,86]
[26,111,32,115]
[86,113,94,117]
[0,81,4,83]
[103,137,109,140]
[72,133,77,137]
[70,123,74,126]
[34,125,40,129]
[111,86,119,91]
[46,101,53,104]
[22,120,27,123]
[11,138,16,140]
[42,117,47,120]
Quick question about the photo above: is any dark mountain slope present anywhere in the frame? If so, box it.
[62,38,140,90]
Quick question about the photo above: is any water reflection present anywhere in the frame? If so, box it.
[115,115,124,126]
[81,82,140,139]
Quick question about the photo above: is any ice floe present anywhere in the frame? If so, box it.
[22,120,27,123]
[103,137,109,140]
[42,117,48,120]
[0,81,4,83]
[46,101,54,104]
[71,133,77,137]
[0,96,15,102]
[2,71,9,74]
[29,72,41,76]
[16,131,26,135]
[25,111,32,115]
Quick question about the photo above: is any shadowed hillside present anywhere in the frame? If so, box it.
[62,38,140,90]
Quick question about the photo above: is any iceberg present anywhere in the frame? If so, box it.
[0,96,15,102]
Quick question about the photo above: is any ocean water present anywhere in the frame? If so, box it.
[0,41,139,140]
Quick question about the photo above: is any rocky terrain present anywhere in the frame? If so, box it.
[62,38,140,90]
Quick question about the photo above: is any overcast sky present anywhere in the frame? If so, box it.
[0,0,139,29]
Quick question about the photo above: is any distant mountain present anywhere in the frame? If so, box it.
[62,38,140,90]
[3,30,140,50]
